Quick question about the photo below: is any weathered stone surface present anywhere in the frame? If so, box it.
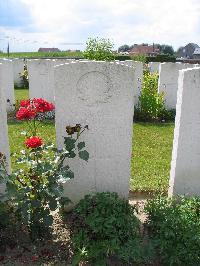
[27,59,75,103]
[0,59,15,111]
[54,61,135,203]
[148,62,160,73]
[169,67,200,196]
[0,63,11,176]
[118,60,143,106]
[12,58,24,87]
[27,59,56,102]
[158,62,195,109]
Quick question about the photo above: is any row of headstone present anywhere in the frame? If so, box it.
[1,59,200,201]
[27,59,143,106]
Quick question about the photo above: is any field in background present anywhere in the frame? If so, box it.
[10,88,174,193]
[0,51,83,58]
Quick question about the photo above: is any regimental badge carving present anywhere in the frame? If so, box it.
[76,71,112,106]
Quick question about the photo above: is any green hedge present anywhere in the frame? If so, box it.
[146,54,176,63]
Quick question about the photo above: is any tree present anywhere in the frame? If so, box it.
[161,45,174,55]
[83,37,114,61]
[118,44,130,52]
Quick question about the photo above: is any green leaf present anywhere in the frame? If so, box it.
[49,198,58,211]
[64,137,76,151]
[31,199,41,208]
[43,215,53,227]
[77,142,85,151]
[78,150,89,161]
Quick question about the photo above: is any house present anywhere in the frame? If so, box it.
[128,44,160,57]
[38,48,61,53]
[192,48,200,59]
[176,43,199,59]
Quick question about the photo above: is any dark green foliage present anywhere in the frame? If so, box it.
[146,54,176,63]
[145,196,200,265]
[114,55,132,61]
[71,192,149,265]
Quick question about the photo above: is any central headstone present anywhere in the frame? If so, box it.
[54,61,135,203]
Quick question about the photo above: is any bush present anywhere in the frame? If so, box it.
[19,64,29,88]
[114,55,132,61]
[71,192,150,265]
[83,37,114,61]
[146,54,176,63]
[134,70,167,122]
[0,99,89,240]
[145,196,200,265]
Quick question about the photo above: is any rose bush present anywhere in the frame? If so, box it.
[0,98,89,239]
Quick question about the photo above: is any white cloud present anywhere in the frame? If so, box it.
[2,0,200,51]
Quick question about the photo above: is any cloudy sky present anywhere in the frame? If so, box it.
[0,0,200,52]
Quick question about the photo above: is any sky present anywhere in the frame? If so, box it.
[0,0,200,52]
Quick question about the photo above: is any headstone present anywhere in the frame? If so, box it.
[158,62,194,110]
[169,67,200,196]
[149,62,160,73]
[27,59,56,102]
[0,59,15,111]
[54,61,135,203]
[0,63,11,177]
[119,60,143,106]
[12,58,24,87]
[27,59,74,102]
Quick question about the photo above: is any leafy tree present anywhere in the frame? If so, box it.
[161,45,174,55]
[118,44,130,52]
[83,37,114,61]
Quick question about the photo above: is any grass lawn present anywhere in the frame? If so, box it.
[15,88,29,100]
[9,89,175,193]
[131,123,174,193]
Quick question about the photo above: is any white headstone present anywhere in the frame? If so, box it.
[119,60,143,106]
[27,59,56,102]
[169,67,200,196]
[0,59,15,111]
[27,59,75,103]
[54,61,135,203]
[149,62,160,73]
[0,63,11,177]
[13,58,24,87]
[158,62,194,110]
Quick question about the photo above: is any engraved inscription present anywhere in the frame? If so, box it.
[76,71,112,106]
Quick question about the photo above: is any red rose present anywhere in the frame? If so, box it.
[33,98,55,113]
[20,99,30,107]
[25,136,43,149]
[16,107,36,120]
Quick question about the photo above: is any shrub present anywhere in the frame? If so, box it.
[71,192,150,265]
[0,98,89,239]
[145,196,200,265]
[19,64,29,88]
[83,37,114,61]
[145,54,176,63]
[134,70,166,122]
